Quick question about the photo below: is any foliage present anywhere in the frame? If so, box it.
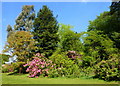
[0,54,10,64]
[88,4,120,49]
[83,2,120,81]
[49,52,81,78]
[110,1,120,19]
[7,25,12,32]
[2,64,13,73]
[33,5,59,57]
[14,5,35,31]
[58,24,84,52]
[11,62,26,73]
[94,54,120,81]
[88,11,115,33]
[3,31,36,62]
[24,53,54,77]
[2,62,26,73]
[109,1,120,48]
[2,2,120,81]
[111,32,120,49]
[6,25,13,39]
[82,30,118,67]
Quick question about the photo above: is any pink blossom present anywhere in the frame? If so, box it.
[51,65,54,67]
[35,53,41,56]
[58,68,61,70]
[37,69,41,72]
[25,53,54,78]
[41,65,44,68]
[23,64,28,67]
[45,69,49,72]
[26,68,30,72]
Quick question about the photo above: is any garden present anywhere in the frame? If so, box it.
[1,1,120,85]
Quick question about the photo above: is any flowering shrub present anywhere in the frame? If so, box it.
[49,52,81,78]
[24,53,55,78]
[94,58,120,81]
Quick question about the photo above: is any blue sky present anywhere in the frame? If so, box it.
[1,2,111,54]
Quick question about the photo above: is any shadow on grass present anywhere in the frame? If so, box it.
[7,71,28,76]
[93,75,120,82]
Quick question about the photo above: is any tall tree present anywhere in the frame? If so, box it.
[3,31,36,62]
[3,5,36,62]
[88,1,120,49]
[14,5,35,31]
[58,24,83,52]
[33,5,59,57]
[83,30,117,66]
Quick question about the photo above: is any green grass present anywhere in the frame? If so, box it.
[2,73,118,84]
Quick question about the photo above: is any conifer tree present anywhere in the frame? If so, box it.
[3,5,36,62]
[33,5,59,57]
[14,5,35,31]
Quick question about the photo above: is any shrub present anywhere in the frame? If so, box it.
[24,53,54,78]
[2,64,13,73]
[11,62,26,73]
[2,62,26,73]
[94,57,120,81]
[49,52,81,78]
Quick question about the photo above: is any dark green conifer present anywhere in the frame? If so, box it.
[33,5,59,57]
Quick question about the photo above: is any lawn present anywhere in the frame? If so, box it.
[2,73,119,84]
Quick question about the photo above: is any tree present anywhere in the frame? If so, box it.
[3,5,36,62]
[85,2,120,80]
[88,2,120,49]
[14,5,35,31]
[88,11,114,33]
[110,1,120,49]
[83,30,117,66]
[58,24,84,52]
[33,5,59,57]
[3,31,36,62]
[88,11,120,48]
[110,1,120,15]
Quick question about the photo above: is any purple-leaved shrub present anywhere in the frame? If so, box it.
[23,53,55,78]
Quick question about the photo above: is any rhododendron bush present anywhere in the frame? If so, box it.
[24,53,55,78]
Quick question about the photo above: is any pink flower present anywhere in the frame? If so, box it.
[41,65,44,68]
[51,65,54,67]
[58,68,61,70]
[45,69,48,71]
[40,72,42,74]
[37,69,41,72]
[32,68,37,71]
[23,64,28,67]
[35,53,41,56]
[25,53,54,78]
[26,68,30,72]
[45,69,49,73]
